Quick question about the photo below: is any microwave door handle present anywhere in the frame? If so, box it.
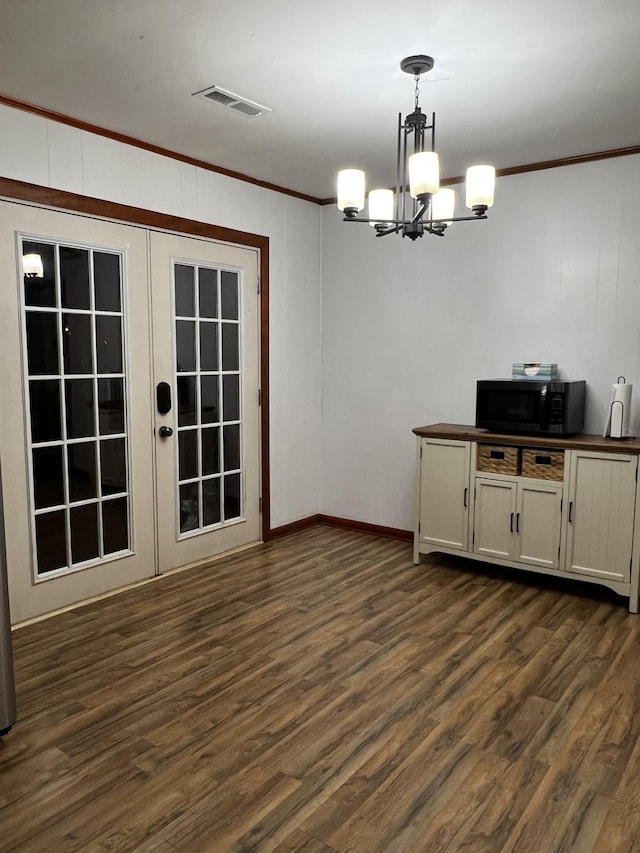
[539,384,549,430]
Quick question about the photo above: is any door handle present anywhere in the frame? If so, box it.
[516,512,520,534]
[463,487,468,508]
[568,501,574,523]
[510,512,514,533]
[158,426,173,438]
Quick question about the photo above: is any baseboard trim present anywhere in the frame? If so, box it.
[269,514,412,542]
[319,515,413,542]
[267,515,322,539]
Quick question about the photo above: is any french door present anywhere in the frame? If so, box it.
[150,231,260,572]
[0,201,261,623]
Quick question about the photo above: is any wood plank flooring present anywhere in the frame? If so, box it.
[2,524,640,851]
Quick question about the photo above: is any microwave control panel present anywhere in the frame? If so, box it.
[548,392,566,425]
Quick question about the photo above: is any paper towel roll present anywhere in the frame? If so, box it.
[605,382,633,438]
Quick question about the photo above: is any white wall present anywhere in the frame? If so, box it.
[320,155,640,531]
[0,104,322,529]
[4,102,640,537]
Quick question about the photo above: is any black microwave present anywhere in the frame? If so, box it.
[476,379,586,436]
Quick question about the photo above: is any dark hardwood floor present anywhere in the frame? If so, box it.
[1,524,640,852]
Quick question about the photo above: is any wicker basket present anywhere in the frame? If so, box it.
[477,444,520,475]
[521,448,564,481]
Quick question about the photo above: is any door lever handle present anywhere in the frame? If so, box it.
[158,426,173,438]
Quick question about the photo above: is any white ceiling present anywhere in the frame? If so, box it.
[1,0,639,201]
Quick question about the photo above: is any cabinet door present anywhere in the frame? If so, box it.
[565,451,637,582]
[418,439,471,551]
[473,477,517,560]
[515,481,563,569]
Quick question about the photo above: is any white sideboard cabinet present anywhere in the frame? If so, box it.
[415,438,471,553]
[413,424,640,613]
[473,477,563,569]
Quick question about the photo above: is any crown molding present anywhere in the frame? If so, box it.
[0,92,324,206]
[2,91,639,210]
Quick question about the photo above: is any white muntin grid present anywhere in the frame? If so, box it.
[170,259,245,539]
[18,235,133,581]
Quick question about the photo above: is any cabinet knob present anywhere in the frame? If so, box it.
[158,426,173,438]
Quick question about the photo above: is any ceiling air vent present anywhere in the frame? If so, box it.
[193,85,272,118]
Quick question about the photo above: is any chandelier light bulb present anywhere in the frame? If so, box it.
[466,165,496,210]
[337,169,366,214]
[408,152,440,198]
[368,189,395,226]
[431,188,456,225]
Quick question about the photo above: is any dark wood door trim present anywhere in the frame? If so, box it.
[0,175,273,541]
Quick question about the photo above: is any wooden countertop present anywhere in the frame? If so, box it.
[412,423,640,454]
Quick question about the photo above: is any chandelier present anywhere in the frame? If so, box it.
[337,55,496,240]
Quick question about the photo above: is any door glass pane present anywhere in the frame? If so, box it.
[70,504,99,563]
[199,268,218,318]
[222,323,239,371]
[20,237,131,578]
[94,252,121,312]
[175,264,195,317]
[26,312,59,375]
[176,320,196,372]
[201,375,219,424]
[30,379,62,442]
[33,446,65,509]
[177,376,197,427]
[96,315,123,373]
[98,378,125,435]
[100,438,127,495]
[60,247,90,309]
[179,429,198,481]
[65,379,95,439]
[222,374,240,422]
[220,271,239,320]
[35,511,67,573]
[224,473,241,521]
[63,313,93,374]
[172,262,243,534]
[199,322,218,371]
[179,482,199,533]
[23,241,56,307]
[223,424,241,471]
[202,427,220,475]
[102,497,129,554]
[203,478,221,526]
[68,442,97,502]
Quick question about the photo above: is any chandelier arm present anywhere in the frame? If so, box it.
[342,213,488,226]
[411,201,428,224]
[375,224,404,237]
